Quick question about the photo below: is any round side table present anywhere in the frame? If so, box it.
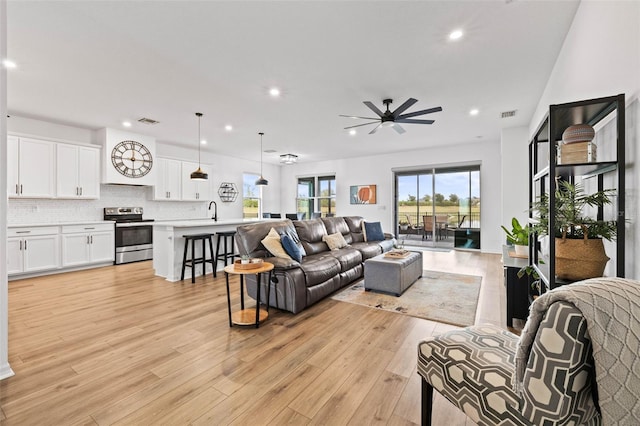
[223,262,274,328]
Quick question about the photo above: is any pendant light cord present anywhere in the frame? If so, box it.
[196,112,203,167]
[259,132,264,176]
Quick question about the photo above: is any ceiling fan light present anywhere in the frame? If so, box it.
[190,167,208,181]
[279,153,298,164]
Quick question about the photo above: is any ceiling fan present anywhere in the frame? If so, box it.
[341,98,442,134]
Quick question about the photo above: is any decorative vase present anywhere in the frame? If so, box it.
[514,244,528,256]
[555,237,609,281]
[562,123,595,144]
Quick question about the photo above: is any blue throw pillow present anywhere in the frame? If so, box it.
[363,221,385,242]
[281,234,303,262]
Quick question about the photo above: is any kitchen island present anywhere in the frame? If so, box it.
[152,218,274,281]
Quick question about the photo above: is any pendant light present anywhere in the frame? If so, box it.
[255,132,268,186]
[190,112,208,181]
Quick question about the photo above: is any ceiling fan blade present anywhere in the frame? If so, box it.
[391,98,418,118]
[369,123,383,134]
[363,101,385,117]
[344,121,380,130]
[392,123,406,134]
[339,114,380,120]
[397,106,443,119]
[395,118,435,124]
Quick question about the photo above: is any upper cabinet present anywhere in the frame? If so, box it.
[181,161,212,201]
[153,158,182,201]
[56,143,101,199]
[8,136,55,198]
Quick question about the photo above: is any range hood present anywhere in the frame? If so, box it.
[97,128,157,186]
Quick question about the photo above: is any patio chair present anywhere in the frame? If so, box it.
[405,215,421,235]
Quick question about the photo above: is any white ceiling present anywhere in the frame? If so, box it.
[6,0,579,164]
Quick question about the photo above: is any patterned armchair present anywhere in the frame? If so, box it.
[417,301,600,425]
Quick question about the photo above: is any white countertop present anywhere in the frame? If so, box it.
[8,220,115,228]
[152,218,278,228]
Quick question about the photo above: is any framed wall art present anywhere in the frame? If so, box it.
[350,184,377,204]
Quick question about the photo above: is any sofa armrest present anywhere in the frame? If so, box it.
[263,256,300,270]
[384,232,395,240]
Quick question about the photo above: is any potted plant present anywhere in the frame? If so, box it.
[501,217,529,256]
[240,254,251,265]
[530,179,617,280]
[398,219,409,231]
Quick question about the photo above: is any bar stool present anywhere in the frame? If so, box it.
[215,231,240,275]
[181,233,215,283]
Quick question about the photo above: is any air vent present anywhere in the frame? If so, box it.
[137,117,160,125]
[501,110,517,118]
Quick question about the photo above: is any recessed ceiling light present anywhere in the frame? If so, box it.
[2,59,17,69]
[122,121,132,127]
[448,29,464,41]
[224,124,233,131]
[349,129,357,136]
[201,140,207,145]
[269,87,281,97]
[469,109,479,116]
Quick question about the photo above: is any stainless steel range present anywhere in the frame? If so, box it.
[104,207,154,264]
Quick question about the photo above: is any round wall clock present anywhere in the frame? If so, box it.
[111,140,153,178]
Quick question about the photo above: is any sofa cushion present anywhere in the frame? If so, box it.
[261,228,293,260]
[299,254,341,286]
[350,242,382,260]
[326,247,362,272]
[344,216,365,243]
[363,221,385,241]
[281,234,303,262]
[236,219,297,258]
[294,219,330,255]
[322,232,348,250]
[321,217,352,244]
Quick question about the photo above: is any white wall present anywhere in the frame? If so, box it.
[529,0,640,279]
[280,138,503,253]
[0,0,15,380]
[500,126,530,229]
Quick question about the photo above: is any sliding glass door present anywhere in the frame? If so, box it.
[395,165,480,249]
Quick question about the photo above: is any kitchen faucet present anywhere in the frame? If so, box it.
[208,200,218,221]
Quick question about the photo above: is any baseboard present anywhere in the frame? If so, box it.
[0,363,15,380]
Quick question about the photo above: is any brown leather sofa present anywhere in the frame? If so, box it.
[235,216,395,314]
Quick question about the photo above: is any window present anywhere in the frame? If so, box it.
[297,175,336,219]
[243,173,261,219]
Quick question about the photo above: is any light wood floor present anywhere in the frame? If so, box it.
[1,250,507,425]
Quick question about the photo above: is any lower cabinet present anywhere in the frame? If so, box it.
[61,224,114,267]
[8,223,114,278]
[7,227,60,275]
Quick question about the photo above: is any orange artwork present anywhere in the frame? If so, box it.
[350,185,377,204]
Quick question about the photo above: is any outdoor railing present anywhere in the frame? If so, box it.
[404,212,480,229]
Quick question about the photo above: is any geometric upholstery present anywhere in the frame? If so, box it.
[418,325,530,425]
[521,302,600,425]
[417,301,602,426]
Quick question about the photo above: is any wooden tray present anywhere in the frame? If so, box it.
[384,250,411,259]
[234,259,264,270]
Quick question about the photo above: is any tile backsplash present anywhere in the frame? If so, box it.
[8,185,210,224]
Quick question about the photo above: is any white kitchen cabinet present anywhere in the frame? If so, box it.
[56,143,100,199]
[8,136,55,198]
[153,158,182,200]
[61,224,114,267]
[8,227,60,274]
[181,161,212,201]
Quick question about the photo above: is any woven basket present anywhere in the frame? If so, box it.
[555,237,609,281]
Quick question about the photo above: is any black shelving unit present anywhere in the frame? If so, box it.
[529,94,625,292]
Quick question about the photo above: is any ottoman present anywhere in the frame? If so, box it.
[364,251,423,296]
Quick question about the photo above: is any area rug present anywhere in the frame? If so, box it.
[331,270,481,327]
